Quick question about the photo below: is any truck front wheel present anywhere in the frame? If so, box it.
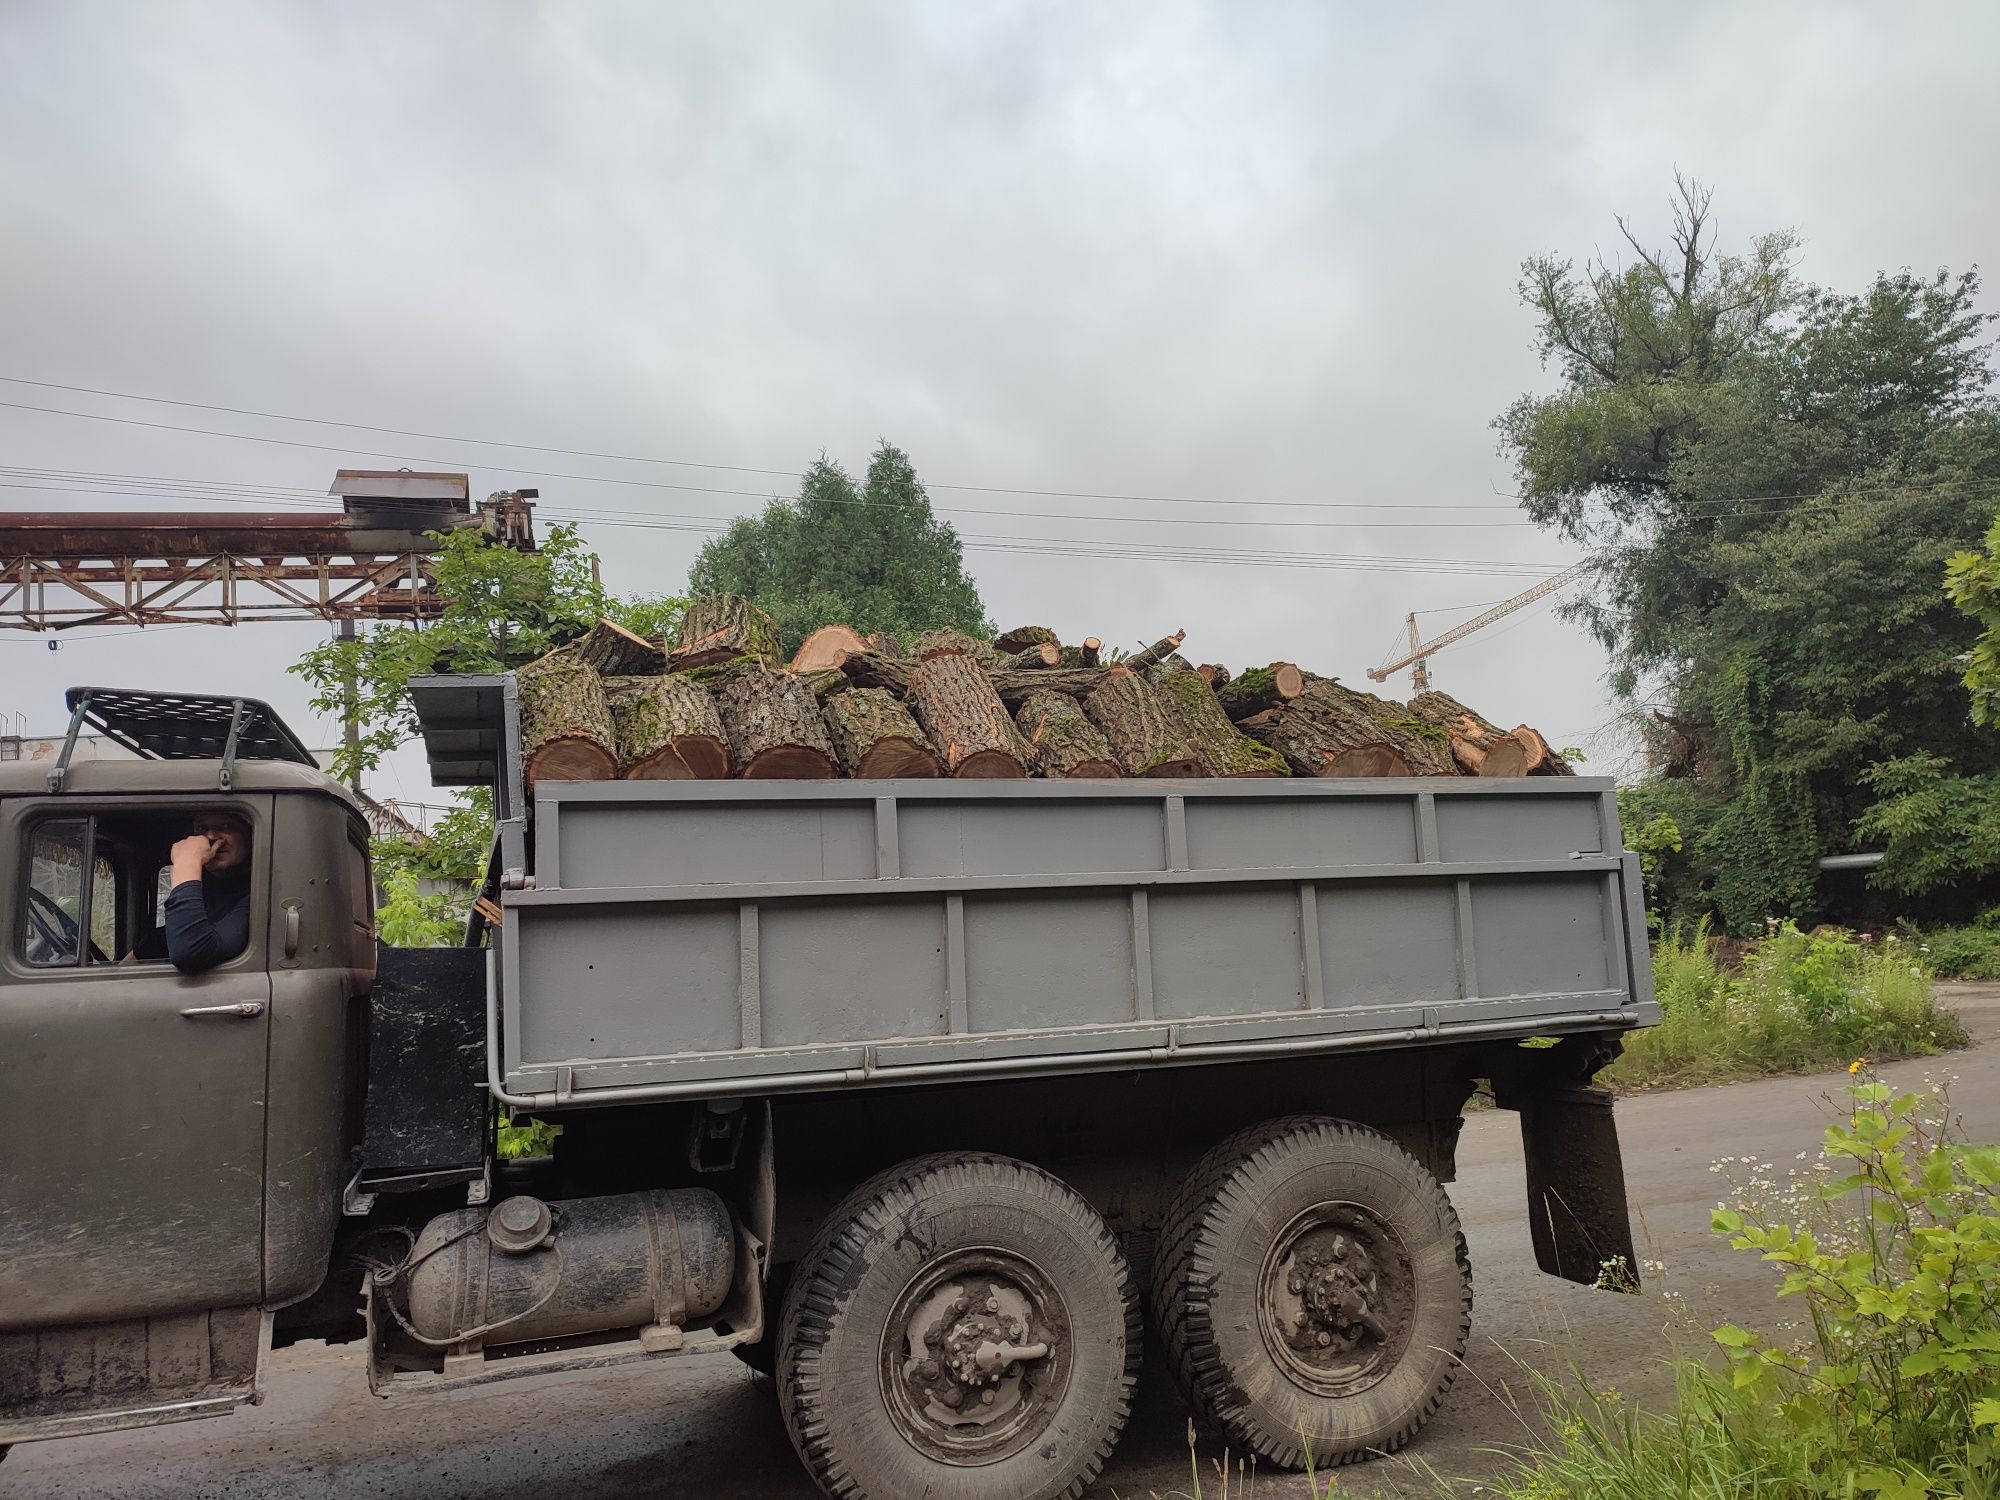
[777,1151,1141,1500]
[1151,1116,1472,1470]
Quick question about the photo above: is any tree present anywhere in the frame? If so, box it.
[1500,179,2000,929]
[688,443,990,648]
[1946,508,2000,728]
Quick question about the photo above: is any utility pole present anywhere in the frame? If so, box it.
[339,617,361,792]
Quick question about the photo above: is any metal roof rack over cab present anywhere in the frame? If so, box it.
[48,686,318,794]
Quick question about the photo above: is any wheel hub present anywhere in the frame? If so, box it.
[1259,1205,1415,1397]
[881,1250,1069,1465]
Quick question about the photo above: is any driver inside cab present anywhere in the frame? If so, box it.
[129,811,254,973]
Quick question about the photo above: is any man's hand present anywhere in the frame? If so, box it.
[169,833,217,889]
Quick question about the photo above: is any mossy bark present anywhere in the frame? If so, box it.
[1124,630,1187,675]
[1216,663,1305,721]
[1083,668,1206,777]
[998,641,1062,670]
[603,673,731,778]
[993,625,1060,654]
[1244,680,1452,778]
[1155,665,1289,777]
[823,687,942,778]
[1015,689,1123,778]
[670,594,783,670]
[906,654,1027,777]
[712,664,837,778]
[517,647,617,785]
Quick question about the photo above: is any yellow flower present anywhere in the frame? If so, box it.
[1848,1058,1867,1074]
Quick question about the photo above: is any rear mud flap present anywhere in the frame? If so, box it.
[1515,1085,1640,1290]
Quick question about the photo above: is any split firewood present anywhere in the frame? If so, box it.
[1123,630,1187,675]
[906,653,1028,777]
[517,647,617,785]
[1014,689,1123,778]
[602,673,731,779]
[1243,681,1452,778]
[823,688,942,778]
[998,641,1062,670]
[993,625,1060,654]
[790,624,870,673]
[669,594,783,671]
[1405,691,1529,777]
[1155,665,1290,777]
[1083,667,1207,777]
[711,664,838,779]
[913,628,994,663]
[1512,724,1576,775]
[574,617,665,676]
[1216,663,1305,722]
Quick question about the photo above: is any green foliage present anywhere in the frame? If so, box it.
[1901,914,2000,981]
[1857,753,2000,896]
[1505,179,2000,929]
[373,868,466,948]
[1947,510,2000,728]
[293,523,613,782]
[1454,1085,2000,1498]
[370,789,494,948]
[688,443,991,649]
[496,1117,561,1160]
[1605,923,1966,1090]
[1619,780,1717,932]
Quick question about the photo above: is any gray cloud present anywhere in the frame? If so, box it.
[4,0,1997,794]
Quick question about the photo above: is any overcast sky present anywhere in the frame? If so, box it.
[4,1,1997,802]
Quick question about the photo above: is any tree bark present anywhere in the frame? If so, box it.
[603,673,731,779]
[575,617,665,676]
[993,625,1060,654]
[1078,637,1101,668]
[1083,668,1207,777]
[823,687,942,778]
[669,594,783,670]
[1196,662,1229,688]
[1015,689,1123,778]
[912,628,993,663]
[790,624,870,673]
[906,653,1028,778]
[988,666,1116,706]
[1405,691,1530,777]
[1512,723,1576,775]
[1216,662,1306,722]
[1123,630,1187,675]
[517,647,617,784]
[998,641,1062,670]
[866,632,904,658]
[1244,681,1453,778]
[1154,665,1289,777]
[712,664,838,779]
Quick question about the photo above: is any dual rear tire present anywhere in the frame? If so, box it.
[773,1121,1470,1498]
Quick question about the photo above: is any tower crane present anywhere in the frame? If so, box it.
[1366,559,1595,692]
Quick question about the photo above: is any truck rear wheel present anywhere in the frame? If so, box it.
[1151,1116,1471,1470]
[777,1151,1140,1500]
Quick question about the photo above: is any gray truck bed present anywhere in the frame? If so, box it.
[411,676,1658,1110]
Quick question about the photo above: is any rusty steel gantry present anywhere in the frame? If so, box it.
[0,471,538,632]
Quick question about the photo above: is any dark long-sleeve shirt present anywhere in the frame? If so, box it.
[164,874,251,974]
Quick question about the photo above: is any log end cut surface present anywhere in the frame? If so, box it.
[528,738,618,783]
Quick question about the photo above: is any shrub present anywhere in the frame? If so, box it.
[1606,922,1967,1089]
[1906,917,2000,980]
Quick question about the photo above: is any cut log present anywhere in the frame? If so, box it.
[1216,662,1306,722]
[998,641,1062,670]
[1079,637,1102,668]
[712,664,838,779]
[993,625,1060,654]
[1513,723,1576,775]
[1244,681,1451,778]
[913,628,993,663]
[866,632,904,658]
[1083,668,1207,777]
[669,594,783,670]
[602,673,731,779]
[906,653,1028,778]
[1155,665,1289,777]
[988,666,1117,706]
[1124,630,1187,675]
[1196,662,1229,688]
[517,647,617,785]
[1015,689,1123,779]
[790,624,870,673]
[823,688,942,778]
[575,617,665,676]
[1405,691,1529,777]
[837,650,918,695]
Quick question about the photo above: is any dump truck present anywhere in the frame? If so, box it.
[1,680,1657,1499]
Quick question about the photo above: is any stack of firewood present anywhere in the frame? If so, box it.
[512,594,1573,786]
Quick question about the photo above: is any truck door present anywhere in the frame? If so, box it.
[0,797,272,1329]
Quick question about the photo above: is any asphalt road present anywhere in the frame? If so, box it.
[11,984,1999,1500]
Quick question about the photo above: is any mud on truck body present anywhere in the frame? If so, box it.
[0,680,1657,1498]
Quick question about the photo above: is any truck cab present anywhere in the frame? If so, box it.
[1,689,374,1443]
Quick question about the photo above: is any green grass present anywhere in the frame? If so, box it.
[1905,914,2000,980]
[1603,921,1967,1091]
